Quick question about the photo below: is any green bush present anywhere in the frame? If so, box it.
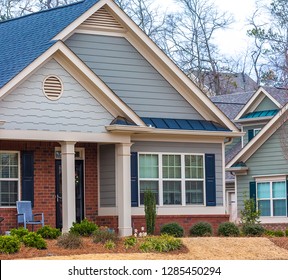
[144,190,156,235]
[104,240,116,250]
[285,229,288,237]
[189,222,213,237]
[69,218,98,237]
[217,222,240,237]
[160,222,184,237]
[92,227,118,244]
[57,233,83,249]
[264,229,285,237]
[37,226,61,239]
[10,227,29,241]
[139,235,182,253]
[124,236,137,248]
[0,235,21,254]
[22,232,47,249]
[242,224,265,236]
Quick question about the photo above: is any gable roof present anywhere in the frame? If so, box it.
[0,0,241,134]
[0,0,99,89]
[226,103,288,168]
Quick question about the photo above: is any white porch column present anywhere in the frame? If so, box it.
[116,143,132,237]
[60,141,76,233]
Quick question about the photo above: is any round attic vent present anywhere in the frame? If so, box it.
[43,75,63,100]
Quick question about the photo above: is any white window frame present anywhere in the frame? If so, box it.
[256,177,287,217]
[138,152,206,206]
[253,128,261,137]
[0,151,20,207]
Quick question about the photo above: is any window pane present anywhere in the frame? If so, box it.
[0,153,18,179]
[272,182,286,198]
[163,181,181,205]
[257,182,270,199]
[185,155,203,179]
[139,154,158,178]
[185,181,204,205]
[0,181,18,206]
[162,155,181,178]
[258,200,270,216]
[139,181,159,204]
[273,200,286,216]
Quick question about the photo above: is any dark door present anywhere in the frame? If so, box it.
[55,160,84,229]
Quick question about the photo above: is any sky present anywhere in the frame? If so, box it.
[156,0,271,56]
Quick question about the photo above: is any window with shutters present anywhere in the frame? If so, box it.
[138,153,205,206]
[0,152,19,206]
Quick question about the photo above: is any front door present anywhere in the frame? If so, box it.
[55,160,84,229]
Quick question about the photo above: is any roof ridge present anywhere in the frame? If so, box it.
[0,0,86,25]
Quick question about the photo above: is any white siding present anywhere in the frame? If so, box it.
[0,59,114,133]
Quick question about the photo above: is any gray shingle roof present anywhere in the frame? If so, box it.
[0,0,99,88]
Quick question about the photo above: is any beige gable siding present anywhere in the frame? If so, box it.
[254,96,279,112]
[65,34,204,120]
[0,59,114,133]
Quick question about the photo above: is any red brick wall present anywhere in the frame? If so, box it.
[0,140,99,233]
[132,215,230,236]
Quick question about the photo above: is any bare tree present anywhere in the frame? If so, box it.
[162,0,234,95]
[247,0,288,87]
[115,0,168,49]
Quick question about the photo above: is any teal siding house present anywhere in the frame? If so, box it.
[0,0,241,235]
[214,87,288,228]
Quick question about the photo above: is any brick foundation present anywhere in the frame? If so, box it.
[132,214,230,236]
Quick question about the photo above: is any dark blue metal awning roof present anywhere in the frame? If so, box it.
[141,117,230,131]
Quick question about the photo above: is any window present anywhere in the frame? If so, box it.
[0,152,19,206]
[254,128,261,136]
[257,181,287,216]
[139,153,205,206]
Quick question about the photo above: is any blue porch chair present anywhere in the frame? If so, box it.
[16,201,44,231]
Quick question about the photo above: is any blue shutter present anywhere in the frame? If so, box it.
[205,154,216,206]
[131,152,138,207]
[248,129,254,141]
[249,181,257,211]
[21,151,34,207]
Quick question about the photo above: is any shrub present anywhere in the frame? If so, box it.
[57,233,83,249]
[69,218,98,237]
[242,224,265,236]
[139,235,182,253]
[264,229,285,237]
[10,227,29,241]
[104,240,116,250]
[22,232,47,249]
[160,222,184,237]
[189,222,213,237]
[92,227,118,244]
[285,229,288,237]
[240,196,261,225]
[144,190,156,235]
[37,226,61,239]
[217,222,240,237]
[0,235,21,254]
[124,236,137,248]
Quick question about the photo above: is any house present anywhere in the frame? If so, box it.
[0,0,242,236]
[213,86,288,228]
